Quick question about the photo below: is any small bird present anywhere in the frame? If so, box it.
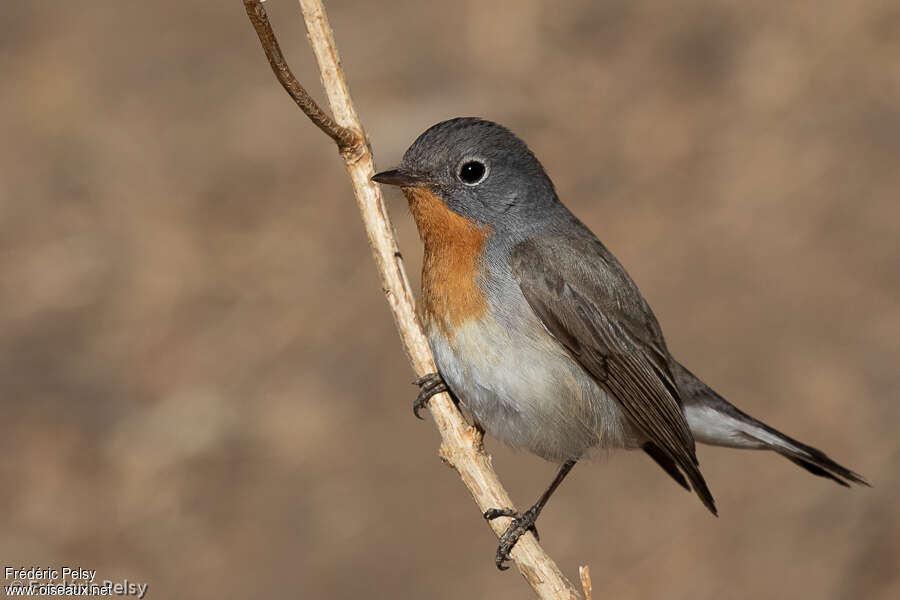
[372,117,867,570]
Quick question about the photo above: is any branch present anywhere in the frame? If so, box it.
[243,0,362,155]
[243,1,583,597]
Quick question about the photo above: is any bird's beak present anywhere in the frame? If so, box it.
[371,168,430,187]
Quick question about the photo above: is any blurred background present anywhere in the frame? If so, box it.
[1,1,898,598]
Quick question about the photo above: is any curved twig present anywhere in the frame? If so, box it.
[242,0,362,155]
[242,1,583,597]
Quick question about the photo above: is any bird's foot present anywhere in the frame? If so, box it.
[412,372,448,419]
[483,506,541,570]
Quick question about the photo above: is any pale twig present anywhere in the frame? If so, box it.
[579,565,593,600]
[243,1,583,597]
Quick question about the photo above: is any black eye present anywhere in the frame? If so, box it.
[458,160,487,185]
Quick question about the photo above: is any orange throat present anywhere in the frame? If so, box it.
[403,187,491,338]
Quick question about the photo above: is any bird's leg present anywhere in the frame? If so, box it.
[483,460,577,570]
[412,372,452,419]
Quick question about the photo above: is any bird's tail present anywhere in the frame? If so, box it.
[671,360,869,487]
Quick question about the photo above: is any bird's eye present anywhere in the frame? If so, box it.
[458,160,487,185]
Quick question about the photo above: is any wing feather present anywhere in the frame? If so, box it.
[511,237,717,514]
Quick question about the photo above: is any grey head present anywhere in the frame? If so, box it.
[373,118,563,233]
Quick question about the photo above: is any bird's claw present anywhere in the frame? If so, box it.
[483,506,541,570]
[412,372,448,419]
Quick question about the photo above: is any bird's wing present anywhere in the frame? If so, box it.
[510,235,716,514]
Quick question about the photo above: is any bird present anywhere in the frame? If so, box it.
[371,117,867,570]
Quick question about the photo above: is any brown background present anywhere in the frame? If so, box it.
[2,1,898,598]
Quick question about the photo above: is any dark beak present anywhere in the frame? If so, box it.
[371,168,430,187]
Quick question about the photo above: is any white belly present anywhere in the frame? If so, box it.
[427,311,635,462]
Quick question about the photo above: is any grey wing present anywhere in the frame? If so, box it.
[510,236,717,515]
